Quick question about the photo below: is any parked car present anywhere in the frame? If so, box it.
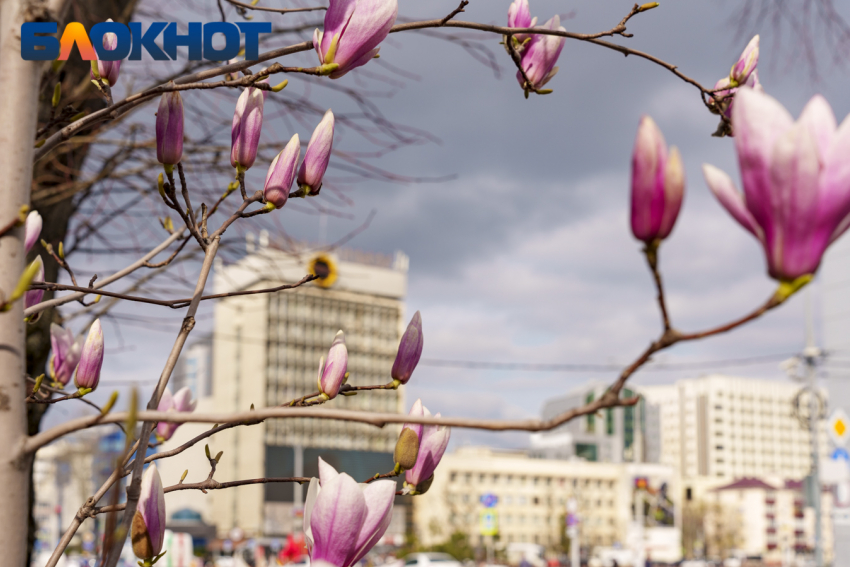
[402,553,464,567]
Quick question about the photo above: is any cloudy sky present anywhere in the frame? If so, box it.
[45,0,850,448]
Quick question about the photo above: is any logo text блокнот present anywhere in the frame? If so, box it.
[21,21,271,61]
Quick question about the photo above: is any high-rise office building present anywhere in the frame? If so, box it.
[158,237,409,539]
[639,375,827,485]
[530,381,658,464]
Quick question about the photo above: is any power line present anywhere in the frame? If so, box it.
[418,352,797,372]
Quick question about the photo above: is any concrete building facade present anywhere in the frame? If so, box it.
[530,382,658,464]
[158,240,409,539]
[639,375,827,485]
[413,447,681,563]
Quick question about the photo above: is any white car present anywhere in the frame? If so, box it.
[402,553,463,567]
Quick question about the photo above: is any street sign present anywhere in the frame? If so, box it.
[480,493,498,508]
[829,409,850,447]
[479,510,498,536]
[834,448,850,462]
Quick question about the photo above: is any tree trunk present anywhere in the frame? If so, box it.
[24,0,138,563]
[0,0,49,564]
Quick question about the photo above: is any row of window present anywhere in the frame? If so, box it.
[447,471,617,489]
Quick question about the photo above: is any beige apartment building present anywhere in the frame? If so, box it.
[158,235,409,539]
[413,446,682,563]
[639,375,828,492]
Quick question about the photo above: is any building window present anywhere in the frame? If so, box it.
[606,408,614,436]
[586,392,596,432]
[576,444,598,462]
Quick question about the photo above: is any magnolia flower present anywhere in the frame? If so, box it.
[156,91,183,166]
[91,19,122,86]
[131,464,166,561]
[264,133,301,209]
[710,69,762,121]
[508,0,537,43]
[231,87,264,171]
[703,88,850,282]
[297,110,335,196]
[156,387,197,441]
[23,256,44,310]
[313,0,398,79]
[704,89,850,282]
[730,35,759,86]
[404,399,451,494]
[391,311,423,385]
[49,324,82,386]
[708,35,761,131]
[318,330,348,399]
[24,210,42,254]
[74,319,104,391]
[304,458,396,567]
[516,15,566,93]
[630,116,685,244]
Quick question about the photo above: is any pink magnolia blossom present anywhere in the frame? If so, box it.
[404,399,451,493]
[313,0,398,79]
[515,15,566,92]
[703,89,850,281]
[49,324,82,386]
[155,386,197,441]
[303,458,396,567]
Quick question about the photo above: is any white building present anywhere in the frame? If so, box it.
[639,375,827,488]
[413,446,682,563]
[530,382,658,464]
[821,229,850,566]
[158,238,409,540]
[32,430,125,558]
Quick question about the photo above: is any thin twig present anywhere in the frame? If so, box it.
[30,273,317,309]
[223,0,326,14]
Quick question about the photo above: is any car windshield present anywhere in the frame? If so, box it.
[427,554,457,562]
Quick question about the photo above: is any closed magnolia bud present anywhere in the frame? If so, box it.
[24,210,42,254]
[49,323,83,386]
[730,35,759,86]
[24,256,44,310]
[297,110,334,196]
[630,116,684,244]
[231,87,264,171]
[318,330,348,399]
[391,311,423,385]
[264,133,301,209]
[156,91,184,166]
[508,0,537,43]
[74,319,104,391]
[92,19,122,86]
[131,464,166,561]
[393,427,420,471]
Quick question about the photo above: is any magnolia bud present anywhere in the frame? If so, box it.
[156,91,184,166]
[318,330,348,399]
[393,427,420,471]
[231,87,264,171]
[74,319,104,391]
[131,464,166,561]
[24,210,42,254]
[297,110,334,196]
[391,311,423,385]
[264,133,301,209]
